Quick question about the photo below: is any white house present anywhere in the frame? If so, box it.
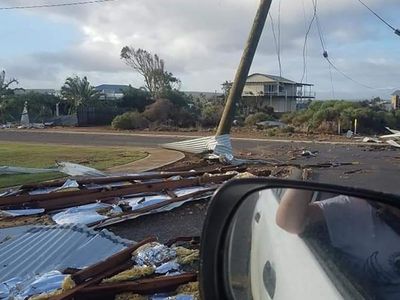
[242,73,315,113]
[95,84,130,100]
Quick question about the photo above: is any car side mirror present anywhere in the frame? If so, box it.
[200,178,400,300]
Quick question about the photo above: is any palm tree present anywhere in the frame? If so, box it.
[61,76,98,114]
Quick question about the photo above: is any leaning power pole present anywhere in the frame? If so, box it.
[216,0,273,136]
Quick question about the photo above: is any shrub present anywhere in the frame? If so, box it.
[111,111,148,130]
[116,87,152,112]
[281,125,295,133]
[244,112,270,126]
[142,99,174,122]
[201,103,224,127]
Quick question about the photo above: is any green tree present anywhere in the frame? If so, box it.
[0,93,60,123]
[221,80,233,99]
[0,70,18,97]
[61,76,98,114]
[120,47,180,98]
[116,86,152,112]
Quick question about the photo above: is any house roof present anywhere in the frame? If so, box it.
[392,90,400,96]
[95,84,130,93]
[247,73,297,84]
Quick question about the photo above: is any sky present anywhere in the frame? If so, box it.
[0,0,399,100]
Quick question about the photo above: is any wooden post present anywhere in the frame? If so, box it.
[354,118,358,135]
[216,0,273,136]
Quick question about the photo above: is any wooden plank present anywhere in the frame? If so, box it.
[20,166,246,190]
[77,273,197,298]
[53,261,133,300]
[0,174,233,210]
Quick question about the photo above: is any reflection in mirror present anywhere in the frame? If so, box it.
[225,188,400,300]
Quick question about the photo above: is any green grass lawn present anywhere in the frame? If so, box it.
[0,142,148,188]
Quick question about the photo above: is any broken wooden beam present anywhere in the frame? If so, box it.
[76,273,197,299]
[0,174,234,210]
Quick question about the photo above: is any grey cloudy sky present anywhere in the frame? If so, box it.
[0,0,399,99]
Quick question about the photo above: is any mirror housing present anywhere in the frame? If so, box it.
[199,178,400,300]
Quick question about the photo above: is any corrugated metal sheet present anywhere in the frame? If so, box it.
[0,225,131,282]
[162,136,212,154]
[162,134,233,157]
[0,225,34,243]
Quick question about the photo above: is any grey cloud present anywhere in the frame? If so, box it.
[1,0,399,98]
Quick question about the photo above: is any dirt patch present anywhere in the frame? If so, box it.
[0,214,55,229]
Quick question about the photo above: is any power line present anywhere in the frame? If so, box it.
[310,0,376,90]
[277,0,282,77]
[269,13,282,78]
[300,0,317,84]
[356,0,400,36]
[0,0,117,10]
[324,55,375,90]
[328,63,335,99]
[301,0,309,83]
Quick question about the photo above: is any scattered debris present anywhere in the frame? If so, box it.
[163,134,277,166]
[386,140,400,148]
[32,237,200,300]
[362,137,381,144]
[0,225,131,299]
[0,167,258,229]
[360,127,400,148]
[301,150,318,157]
[343,169,364,175]
[0,148,364,299]
[0,161,105,176]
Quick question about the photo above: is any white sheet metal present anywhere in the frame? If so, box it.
[0,226,34,244]
[52,203,113,225]
[29,179,79,196]
[162,134,232,156]
[0,166,55,175]
[380,133,400,139]
[123,195,171,210]
[0,225,131,282]
[56,162,106,177]
[385,127,400,134]
[3,270,67,300]
[0,208,45,217]
[386,139,400,148]
[94,192,214,229]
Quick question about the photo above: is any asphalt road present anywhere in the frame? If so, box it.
[0,130,399,193]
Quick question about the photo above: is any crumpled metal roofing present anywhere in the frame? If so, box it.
[162,134,233,157]
[0,224,132,282]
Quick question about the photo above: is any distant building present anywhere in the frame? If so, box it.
[95,84,130,100]
[392,90,400,110]
[242,73,315,113]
